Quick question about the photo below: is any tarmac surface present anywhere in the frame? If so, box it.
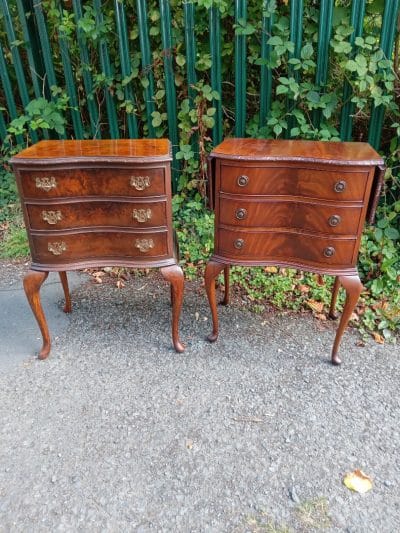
[0,260,399,532]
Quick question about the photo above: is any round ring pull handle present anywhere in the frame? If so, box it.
[334,180,346,193]
[234,238,245,250]
[328,215,341,227]
[237,175,249,187]
[235,208,247,220]
[323,246,335,258]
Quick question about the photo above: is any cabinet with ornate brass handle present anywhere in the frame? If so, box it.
[130,176,151,190]
[48,241,67,255]
[35,176,57,191]
[132,208,152,223]
[42,210,63,225]
[135,238,154,253]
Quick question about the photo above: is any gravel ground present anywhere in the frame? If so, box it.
[0,263,399,532]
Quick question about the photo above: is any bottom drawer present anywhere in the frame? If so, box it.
[217,229,357,268]
[31,230,169,265]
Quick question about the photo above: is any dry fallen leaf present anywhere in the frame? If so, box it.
[299,284,310,293]
[315,313,327,321]
[116,279,125,289]
[372,332,385,344]
[265,266,278,273]
[307,299,324,314]
[343,469,373,493]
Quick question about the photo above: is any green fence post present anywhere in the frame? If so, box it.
[94,0,119,139]
[184,1,199,158]
[235,0,247,137]
[159,0,179,192]
[0,111,7,141]
[136,0,156,138]
[287,0,303,137]
[114,0,138,138]
[0,43,23,144]
[313,0,334,128]
[340,0,366,141]
[368,0,400,149]
[259,1,274,130]
[209,4,223,145]
[72,0,101,138]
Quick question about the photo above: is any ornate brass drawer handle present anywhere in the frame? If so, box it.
[132,208,152,223]
[234,238,245,250]
[334,180,346,193]
[323,246,335,258]
[48,241,67,255]
[35,176,57,191]
[235,208,247,220]
[237,175,249,187]
[130,176,151,191]
[135,238,154,253]
[328,215,341,227]
[41,210,63,225]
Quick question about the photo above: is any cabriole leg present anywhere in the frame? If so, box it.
[205,260,226,342]
[23,269,50,359]
[161,265,185,353]
[221,265,230,305]
[331,274,363,366]
[329,275,340,319]
[59,271,72,313]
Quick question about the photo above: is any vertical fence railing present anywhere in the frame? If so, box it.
[0,0,398,170]
[259,2,274,129]
[234,0,247,137]
[72,0,101,139]
[368,0,400,149]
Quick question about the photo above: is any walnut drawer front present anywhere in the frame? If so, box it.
[31,231,169,264]
[217,229,356,267]
[219,197,362,235]
[26,200,167,230]
[19,167,166,198]
[220,164,369,201]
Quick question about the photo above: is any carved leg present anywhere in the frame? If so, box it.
[205,260,226,342]
[221,265,230,305]
[329,276,340,319]
[331,274,363,366]
[59,271,72,313]
[23,270,51,359]
[160,265,185,353]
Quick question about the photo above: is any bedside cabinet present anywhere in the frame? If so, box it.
[11,139,184,358]
[205,139,384,365]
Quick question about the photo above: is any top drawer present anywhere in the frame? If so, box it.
[220,164,369,201]
[18,167,166,199]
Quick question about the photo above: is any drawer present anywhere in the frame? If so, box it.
[220,164,368,201]
[30,230,169,264]
[217,229,356,267]
[219,198,362,235]
[19,167,166,198]
[26,200,167,230]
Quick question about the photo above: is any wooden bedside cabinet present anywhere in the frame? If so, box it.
[205,139,385,365]
[11,139,185,358]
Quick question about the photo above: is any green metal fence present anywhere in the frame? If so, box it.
[0,0,399,191]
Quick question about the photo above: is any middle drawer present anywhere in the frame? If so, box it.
[219,197,362,235]
[26,200,167,230]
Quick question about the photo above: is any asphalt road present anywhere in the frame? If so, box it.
[0,261,399,532]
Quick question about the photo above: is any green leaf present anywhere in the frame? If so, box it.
[384,227,399,240]
[268,36,283,46]
[276,85,288,95]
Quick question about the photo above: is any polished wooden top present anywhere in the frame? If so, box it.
[11,139,172,163]
[211,138,383,165]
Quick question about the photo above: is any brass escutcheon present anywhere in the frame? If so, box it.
[41,210,63,225]
[135,238,154,253]
[35,176,57,191]
[130,176,151,190]
[48,241,67,255]
[235,208,247,220]
[132,208,152,223]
